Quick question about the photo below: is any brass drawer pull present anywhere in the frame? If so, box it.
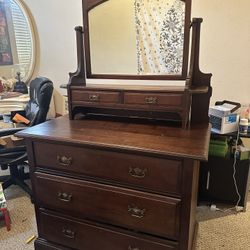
[89,94,100,101]
[129,167,147,179]
[57,155,72,167]
[128,246,140,250]
[62,228,75,239]
[128,205,146,219]
[145,96,158,104]
[58,192,72,202]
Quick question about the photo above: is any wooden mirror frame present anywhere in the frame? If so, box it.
[83,0,192,80]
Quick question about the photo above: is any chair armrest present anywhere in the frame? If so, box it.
[0,147,28,169]
[0,127,25,137]
[8,152,27,165]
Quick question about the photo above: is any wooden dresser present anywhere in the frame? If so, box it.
[18,115,210,250]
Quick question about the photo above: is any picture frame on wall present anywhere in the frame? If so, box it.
[0,0,13,65]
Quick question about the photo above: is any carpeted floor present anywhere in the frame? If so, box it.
[0,186,249,250]
[0,186,36,250]
[196,197,250,250]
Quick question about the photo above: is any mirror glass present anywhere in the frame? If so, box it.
[0,0,35,82]
[87,0,187,78]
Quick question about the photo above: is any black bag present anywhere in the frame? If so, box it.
[13,80,28,94]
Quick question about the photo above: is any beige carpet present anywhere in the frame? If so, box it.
[0,186,37,250]
[0,186,249,250]
[196,196,250,250]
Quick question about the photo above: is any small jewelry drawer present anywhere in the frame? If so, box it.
[34,173,181,240]
[124,92,183,107]
[71,90,121,104]
[33,142,182,196]
[38,210,179,250]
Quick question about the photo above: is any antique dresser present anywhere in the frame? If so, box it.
[19,0,212,249]
[19,116,210,250]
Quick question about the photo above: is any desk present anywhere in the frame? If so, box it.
[0,92,56,120]
[0,93,29,114]
[0,121,14,130]
[0,120,25,150]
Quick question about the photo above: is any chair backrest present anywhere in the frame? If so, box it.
[25,77,53,126]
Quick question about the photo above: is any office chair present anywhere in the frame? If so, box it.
[0,77,53,197]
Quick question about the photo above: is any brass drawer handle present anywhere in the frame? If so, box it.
[145,96,158,104]
[128,246,140,250]
[62,228,75,239]
[57,155,72,167]
[58,192,72,202]
[128,205,146,219]
[129,167,147,179]
[89,94,100,102]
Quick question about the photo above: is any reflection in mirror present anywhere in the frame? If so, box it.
[88,0,186,76]
[0,0,35,83]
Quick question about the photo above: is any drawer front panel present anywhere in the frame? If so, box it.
[34,173,180,239]
[71,90,120,104]
[34,142,182,195]
[38,210,178,250]
[124,93,183,107]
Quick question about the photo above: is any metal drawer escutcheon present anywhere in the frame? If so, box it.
[57,155,72,167]
[62,228,75,239]
[58,192,72,202]
[128,205,146,219]
[89,94,100,101]
[145,96,158,104]
[129,167,147,179]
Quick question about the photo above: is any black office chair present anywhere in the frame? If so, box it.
[0,77,53,197]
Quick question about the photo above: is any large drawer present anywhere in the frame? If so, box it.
[34,173,181,240]
[124,93,183,107]
[33,142,182,196]
[71,90,121,104]
[38,210,179,250]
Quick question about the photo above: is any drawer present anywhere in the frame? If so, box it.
[34,142,182,195]
[38,210,179,250]
[34,173,181,240]
[124,93,183,107]
[71,90,121,104]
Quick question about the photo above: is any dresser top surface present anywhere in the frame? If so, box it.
[18,115,210,160]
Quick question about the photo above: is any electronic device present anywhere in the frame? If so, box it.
[209,100,241,134]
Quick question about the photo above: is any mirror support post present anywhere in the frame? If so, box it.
[68,26,86,86]
[68,26,86,120]
[187,18,212,125]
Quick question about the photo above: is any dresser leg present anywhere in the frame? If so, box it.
[192,221,199,250]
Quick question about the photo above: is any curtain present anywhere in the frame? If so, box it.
[134,0,185,75]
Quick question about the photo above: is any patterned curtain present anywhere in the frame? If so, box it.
[134,0,185,75]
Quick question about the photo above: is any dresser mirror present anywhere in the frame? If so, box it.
[84,0,191,80]
[0,0,36,82]
[68,0,212,127]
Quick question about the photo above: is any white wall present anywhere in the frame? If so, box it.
[192,0,250,105]
[24,0,82,114]
[23,0,250,113]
